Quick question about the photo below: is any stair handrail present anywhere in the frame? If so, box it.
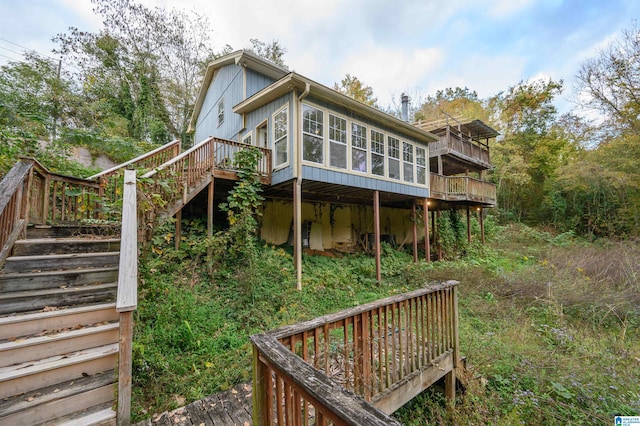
[116,169,138,425]
[87,139,181,180]
[0,159,34,267]
[140,137,214,179]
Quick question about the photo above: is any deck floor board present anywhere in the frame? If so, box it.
[136,383,252,426]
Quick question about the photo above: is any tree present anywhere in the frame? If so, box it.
[414,86,489,124]
[55,0,216,145]
[575,24,640,135]
[333,74,378,107]
[249,39,287,68]
[489,78,569,222]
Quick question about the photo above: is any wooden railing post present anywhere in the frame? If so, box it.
[252,345,267,425]
[117,170,138,426]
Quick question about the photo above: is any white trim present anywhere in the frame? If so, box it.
[299,100,430,188]
[242,131,253,145]
[272,103,290,168]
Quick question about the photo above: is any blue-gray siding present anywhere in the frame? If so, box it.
[302,166,429,197]
[240,93,295,185]
[194,64,245,143]
[246,69,277,98]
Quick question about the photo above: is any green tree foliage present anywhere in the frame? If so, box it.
[334,74,378,107]
[55,0,216,145]
[489,79,575,222]
[414,86,490,123]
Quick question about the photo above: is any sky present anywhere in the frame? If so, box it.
[0,0,638,115]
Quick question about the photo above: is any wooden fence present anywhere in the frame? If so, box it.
[251,281,460,425]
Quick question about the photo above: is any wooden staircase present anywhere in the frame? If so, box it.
[0,225,121,425]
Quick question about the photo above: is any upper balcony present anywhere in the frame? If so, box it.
[416,117,498,176]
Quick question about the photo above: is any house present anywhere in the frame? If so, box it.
[188,50,497,285]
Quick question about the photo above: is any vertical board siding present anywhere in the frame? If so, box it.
[302,165,430,198]
[242,93,294,184]
[246,69,277,98]
[194,64,245,143]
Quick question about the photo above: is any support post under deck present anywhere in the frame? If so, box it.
[294,178,302,290]
[374,190,381,284]
[412,202,418,263]
[423,199,430,262]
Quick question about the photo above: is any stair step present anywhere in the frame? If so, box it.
[13,238,121,256]
[0,370,114,425]
[0,303,117,340]
[0,343,118,399]
[51,403,116,426]
[0,267,118,292]
[0,283,117,316]
[2,252,119,273]
[26,225,119,239]
[0,322,119,368]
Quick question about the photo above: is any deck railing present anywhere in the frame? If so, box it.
[0,158,104,265]
[431,130,490,166]
[429,174,496,204]
[251,281,460,425]
[139,137,272,235]
[448,176,496,203]
[429,173,447,199]
[89,139,181,209]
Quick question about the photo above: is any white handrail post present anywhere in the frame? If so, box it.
[117,169,138,425]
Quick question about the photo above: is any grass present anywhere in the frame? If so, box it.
[132,220,640,424]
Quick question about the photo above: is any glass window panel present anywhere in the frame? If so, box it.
[389,158,400,179]
[303,134,323,163]
[403,163,414,182]
[403,142,413,162]
[417,166,426,185]
[388,137,400,159]
[274,108,288,166]
[276,138,287,165]
[275,110,287,140]
[352,123,366,149]
[330,141,347,168]
[371,130,384,154]
[352,148,367,172]
[329,115,347,143]
[303,105,323,136]
[416,147,426,167]
[372,153,384,176]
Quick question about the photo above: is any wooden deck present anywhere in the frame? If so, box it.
[135,383,253,426]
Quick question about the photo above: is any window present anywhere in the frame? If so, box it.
[242,132,252,145]
[416,146,427,185]
[329,114,347,169]
[403,142,414,183]
[351,123,367,173]
[388,136,400,179]
[217,99,224,126]
[371,130,385,176]
[302,104,324,163]
[274,108,288,166]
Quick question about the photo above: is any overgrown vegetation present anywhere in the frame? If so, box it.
[132,215,639,424]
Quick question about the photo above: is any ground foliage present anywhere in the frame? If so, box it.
[132,219,639,424]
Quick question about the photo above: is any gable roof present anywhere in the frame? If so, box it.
[234,72,438,144]
[190,50,437,144]
[188,50,289,132]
